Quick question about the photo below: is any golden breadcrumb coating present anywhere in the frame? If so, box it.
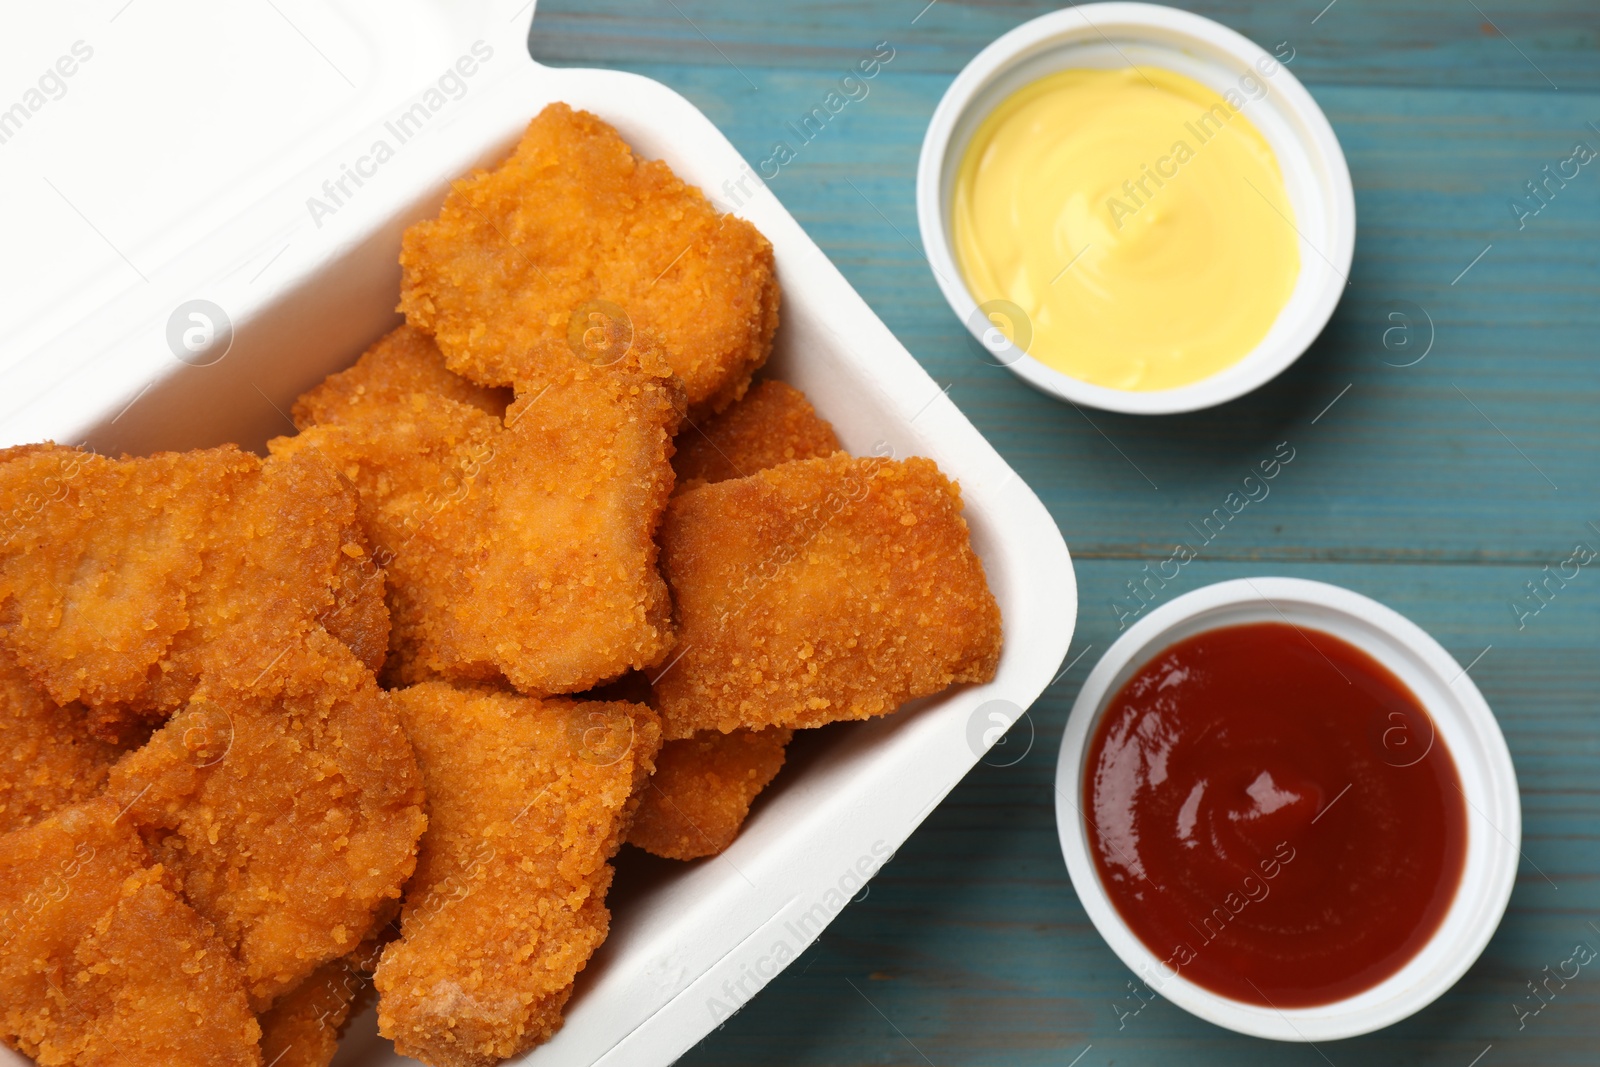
[259,932,387,1067]
[109,631,427,1010]
[399,102,779,413]
[0,646,128,834]
[293,324,511,427]
[0,444,247,733]
[153,446,392,707]
[0,797,151,1059]
[0,797,262,1066]
[376,684,661,1067]
[0,444,388,741]
[257,960,348,1067]
[654,455,1003,737]
[275,326,682,693]
[673,379,841,493]
[628,727,792,860]
[70,866,262,1066]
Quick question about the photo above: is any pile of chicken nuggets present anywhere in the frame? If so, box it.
[0,103,1002,1067]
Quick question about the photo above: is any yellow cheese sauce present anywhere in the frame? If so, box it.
[951,67,1300,391]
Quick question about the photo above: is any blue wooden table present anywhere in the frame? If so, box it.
[528,3,1600,1063]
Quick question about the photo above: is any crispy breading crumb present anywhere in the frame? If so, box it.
[0,444,248,734]
[654,454,1002,737]
[377,683,660,1067]
[399,102,778,413]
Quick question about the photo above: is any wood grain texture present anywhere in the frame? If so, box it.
[527,2,1600,1063]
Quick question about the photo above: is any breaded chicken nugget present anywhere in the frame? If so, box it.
[293,324,511,427]
[259,932,387,1067]
[0,444,388,740]
[0,797,151,1056]
[0,445,247,734]
[147,446,392,711]
[257,960,348,1067]
[399,102,778,412]
[0,646,128,834]
[376,684,661,1067]
[0,797,262,1065]
[654,455,1002,737]
[673,379,840,493]
[275,328,681,693]
[71,866,262,1066]
[109,631,427,1010]
[628,727,792,860]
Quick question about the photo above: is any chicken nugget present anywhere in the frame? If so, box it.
[0,797,150,1056]
[399,102,778,412]
[473,353,681,690]
[259,933,386,1067]
[0,445,248,733]
[0,797,262,1066]
[628,727,792,860]
[0,646,128,834]
[673,379,840,493]
[147,446,392,707]
[257,960,348,1067]
[376,683,661,1067]
[292,323,511,427]
[109,630,427,1009]
[275,328,681,693]
[70,865,263,1066]
[654,454,1002,737]
[0,444,388,740]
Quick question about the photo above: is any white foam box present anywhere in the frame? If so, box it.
[0,3,1075,1064]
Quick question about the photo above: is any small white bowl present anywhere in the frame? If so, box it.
[916,3,1356,414]
[1054,578,1520,1041]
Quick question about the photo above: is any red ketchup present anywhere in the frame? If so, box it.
[1084,621,1467,1007]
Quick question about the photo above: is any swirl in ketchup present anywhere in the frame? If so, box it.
[1084,621,1467,1007]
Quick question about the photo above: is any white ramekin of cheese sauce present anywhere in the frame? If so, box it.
[917,3,1355,415]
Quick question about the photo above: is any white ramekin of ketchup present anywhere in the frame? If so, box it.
[1054,578,1520,1040]
[916,4,1355,414]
